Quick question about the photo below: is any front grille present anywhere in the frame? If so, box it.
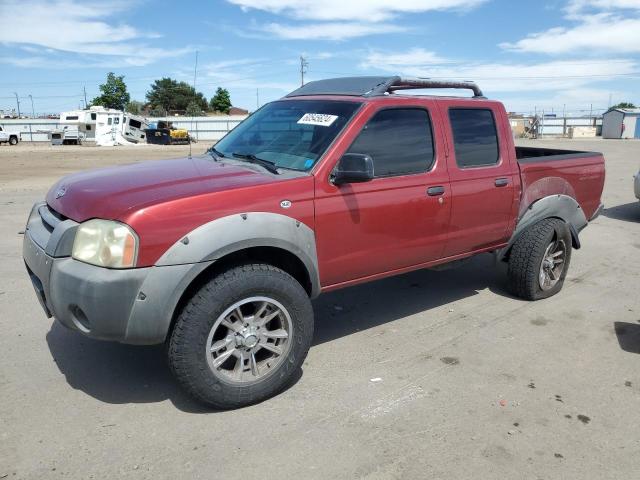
[38,205,66,233]
[27,202,76,256]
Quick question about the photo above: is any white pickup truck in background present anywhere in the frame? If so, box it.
[0,126,19,145]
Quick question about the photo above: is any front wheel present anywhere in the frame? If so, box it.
[507,218,572,300]
[168,263,314,409]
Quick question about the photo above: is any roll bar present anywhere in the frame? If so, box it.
[285,76,485,98]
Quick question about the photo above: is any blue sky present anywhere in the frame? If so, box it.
[1,0,639,116]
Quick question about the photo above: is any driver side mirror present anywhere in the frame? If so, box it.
[332,153,374,185]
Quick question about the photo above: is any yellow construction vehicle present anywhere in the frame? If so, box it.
[144,121,193,145]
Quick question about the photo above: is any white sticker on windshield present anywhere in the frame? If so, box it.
[297,113,338,127]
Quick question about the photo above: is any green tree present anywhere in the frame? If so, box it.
[149,107,167,118]
[146,77,208,113]
[92,72,130,110]
[125,100,145,115]
[185,100,204,117]
[210,87,232,114]
[609,102,636,111]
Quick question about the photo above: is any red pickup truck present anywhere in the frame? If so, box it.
[23,77,604,408]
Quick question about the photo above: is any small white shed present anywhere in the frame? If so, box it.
[602,108,640,139]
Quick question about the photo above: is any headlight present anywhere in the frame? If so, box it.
[72,219,138,268]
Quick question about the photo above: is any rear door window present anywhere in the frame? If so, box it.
[448,108,499,168]
[347,108,434,177]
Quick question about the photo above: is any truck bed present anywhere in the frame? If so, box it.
[515,146,605,221]
[515,146,601,162]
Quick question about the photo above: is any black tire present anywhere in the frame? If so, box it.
[168,263,314,409]
[507,218,572,300]
[9,136,18,145]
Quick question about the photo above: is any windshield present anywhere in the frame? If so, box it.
[212,99,361,171]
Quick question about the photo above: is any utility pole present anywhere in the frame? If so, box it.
[300,55,308,86]
[192,50,199,90]
[27,94,35,141]
[83,86,88,109]
[13,92,21,118]
[28,95,35,117]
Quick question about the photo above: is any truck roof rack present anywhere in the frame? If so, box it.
[285,76,485,99]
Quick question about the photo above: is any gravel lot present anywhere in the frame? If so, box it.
[1,139,639,479]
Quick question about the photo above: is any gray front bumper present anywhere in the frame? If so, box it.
[23,203,212,345]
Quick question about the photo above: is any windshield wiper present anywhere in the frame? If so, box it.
[208,147,226,160]
[231,152,280,174]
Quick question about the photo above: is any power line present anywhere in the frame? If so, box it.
[310,70,640,80]
[0,58,298,87]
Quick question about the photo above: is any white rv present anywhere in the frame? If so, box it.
[59,108,98,141]
[122,114,148,143]
[60,106,148,145]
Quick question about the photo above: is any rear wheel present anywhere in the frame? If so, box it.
[9,136,17,145]
[168,263,314,409]
[507,218,572,300]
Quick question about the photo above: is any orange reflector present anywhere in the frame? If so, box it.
[122,234,136,267]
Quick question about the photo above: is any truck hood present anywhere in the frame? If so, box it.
[46,155,278,222]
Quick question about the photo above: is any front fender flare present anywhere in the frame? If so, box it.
[124,213,319,344]
[157,212,319,295]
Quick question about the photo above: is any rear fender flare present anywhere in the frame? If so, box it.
[499,194,586,260]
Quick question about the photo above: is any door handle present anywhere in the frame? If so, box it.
[427,186,445,196]
[495,178,509,187]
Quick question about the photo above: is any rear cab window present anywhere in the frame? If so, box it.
[448,108,499,168]
[347,108,435,177]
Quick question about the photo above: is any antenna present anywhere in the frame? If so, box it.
[189,50,198,159]
[193,50,199,90]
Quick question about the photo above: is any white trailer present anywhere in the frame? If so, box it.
[60,106,148,145]
[49,126,83,145]
[122,113,148,143]
[60,108,97,141]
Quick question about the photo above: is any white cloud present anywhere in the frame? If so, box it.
[363,48,451,68]
[0,56,52,68]
[0,0,192,66]
[566,0,640,15]
[227,0,486,40]
[312,52,337,59]
[501,1,640,54]
[260,22,405,40]
[500,87,631,114]
[501,14,640,54]
[361,49,638,93]
[177,58,297,94]
[226,0,486,22]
